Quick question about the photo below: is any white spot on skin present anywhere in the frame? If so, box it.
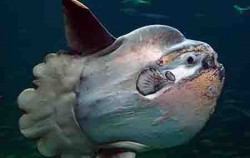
[165,64,201,83]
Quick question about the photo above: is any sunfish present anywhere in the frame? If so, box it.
[17,0,225,158]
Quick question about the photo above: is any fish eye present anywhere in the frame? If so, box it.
[186,55,196,65]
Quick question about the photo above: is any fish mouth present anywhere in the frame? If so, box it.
[218,64,226,80]
[200,54,225,81]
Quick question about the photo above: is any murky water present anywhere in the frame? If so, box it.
[1,0,250,157]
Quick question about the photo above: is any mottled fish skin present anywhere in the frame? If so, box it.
[136,68,175,96]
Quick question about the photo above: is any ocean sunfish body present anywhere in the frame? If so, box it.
[17,0,225,157]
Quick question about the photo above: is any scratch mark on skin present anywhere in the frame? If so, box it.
[152,111,171,126]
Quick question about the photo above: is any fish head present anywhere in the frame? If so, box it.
[141,39,226,102]
[132,25,225,147]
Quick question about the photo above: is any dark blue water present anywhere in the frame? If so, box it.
[0,0,250,157]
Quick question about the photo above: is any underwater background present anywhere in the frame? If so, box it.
[0,0,250,157]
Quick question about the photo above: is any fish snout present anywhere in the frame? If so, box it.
[202,54,216,69]
[218,64,226,80]
[202,52,225,80]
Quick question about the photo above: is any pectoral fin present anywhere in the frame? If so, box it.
[136,68,176,96]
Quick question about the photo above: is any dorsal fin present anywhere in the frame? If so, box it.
[62,0,116,55]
